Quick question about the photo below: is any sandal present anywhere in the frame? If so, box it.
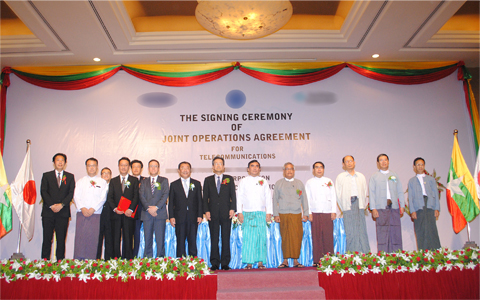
[277,263,288,268]
[294,264,305,268]
[258,265,267,269]
[244,265,252,270]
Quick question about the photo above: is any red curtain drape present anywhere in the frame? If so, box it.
[318,268,479,299]
[238,63,347,86]
[1,275,217,299]
[346,63,462,85]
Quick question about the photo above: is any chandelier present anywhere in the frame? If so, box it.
[195,1,293,40]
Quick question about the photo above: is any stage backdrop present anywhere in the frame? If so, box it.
[1,68,478,260]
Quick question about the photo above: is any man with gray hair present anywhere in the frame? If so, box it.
[273,162,308,268]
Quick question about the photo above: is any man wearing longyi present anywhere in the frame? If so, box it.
[107,157,139,259]
[237,160,272,270]
[273,162,308,268]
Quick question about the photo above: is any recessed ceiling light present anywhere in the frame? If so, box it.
[93,57,101,62]
[372,54,380,58]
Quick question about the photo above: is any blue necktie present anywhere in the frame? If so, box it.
[216,176,221,194]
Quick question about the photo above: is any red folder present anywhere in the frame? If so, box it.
[117,196,138,218]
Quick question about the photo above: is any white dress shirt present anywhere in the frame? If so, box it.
[182,177,190,196]
[416,174,427,196]
[305,176,337,214]
[74,175,108,214]
[237,175,272,214]
[380,169,391,199]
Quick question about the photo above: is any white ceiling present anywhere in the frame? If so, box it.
[1,0,479,69]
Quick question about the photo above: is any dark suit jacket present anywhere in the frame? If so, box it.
[107,175,139,220]
[168,178,202,224]
[134,176,145,220]
[203,174,236,219]
[139,176,169,220]
[40,170,75,218]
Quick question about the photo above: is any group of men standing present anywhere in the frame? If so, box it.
[40,152,442,270]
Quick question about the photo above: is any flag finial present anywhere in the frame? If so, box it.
[454,129,458,135]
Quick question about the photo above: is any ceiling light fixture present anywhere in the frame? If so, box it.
[93,57,101,62]
[195,0,293,40]
[372,54,380,58]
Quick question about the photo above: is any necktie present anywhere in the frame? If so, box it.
[57,173,61,188]
[151,177,155,195]
[216,176,221,194]
[122,177,126,193]
[183,179,189,197]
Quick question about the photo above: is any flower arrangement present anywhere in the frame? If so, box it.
[266,215,275,228]
[125,181,131,188]
[154,182,161,190]
[222,178,230,185]
[62,175,66,185]
[1,256,210,283]
[296,189,302,196]
[258,180,264,186]
[231,213,241,229]
[326,181,333,188]
[190,183,195,191]
[388,176,397,182]
[89,180,96,188]
[317,247,479,276]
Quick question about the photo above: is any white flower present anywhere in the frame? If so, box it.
[27,271,37,279]
[1,259,8,264]
[187,273,196,280]
[16,274,25,280]
[166,272,176,280]
[92,271,102,281]
[24,259,31,265]
[330,256,340,263]
[104,272,114,280]
[60,263,69,271]
[400,254,410,262]
[338,269,347,277]
[472,252,478,260]
[66,273,76,279]
[11,261,22,271]
[421,265,431,272]
[4,275,10,283]
[145,270,153,280]
[129,270,137,279]
[360,267,369,275]
[371,266,381,274]
[455,263,464,270]
[446,253,457,260]
[436,265,444,272]
[78,272,90,283]
[118,270,127,280]
[43,273,52,281]
[109,260,118,270]
[353,256,362,265]
[378,256,387,266]
[188,261,196,268]
[34,262,43,269]
[160,261,168,272]
[388,267,395,273]
[323,266,333,276]
[155,272,163,280]
[425,252,434,260]
[444,264,453,271]
[410,264,419,272]
[53,273,61,282]
[202,267,211,275]
[466,262,476,270]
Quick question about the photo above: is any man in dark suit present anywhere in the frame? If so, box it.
[107,157,139,259]
[139,159,169,257]
[97,167,113,259]
[168,161,203,257]
[40,153,75,260]
[131,159,144,257]
[203,156,236,270]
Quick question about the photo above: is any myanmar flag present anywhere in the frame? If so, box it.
[0,152,12,238]
[446,134,480,233]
